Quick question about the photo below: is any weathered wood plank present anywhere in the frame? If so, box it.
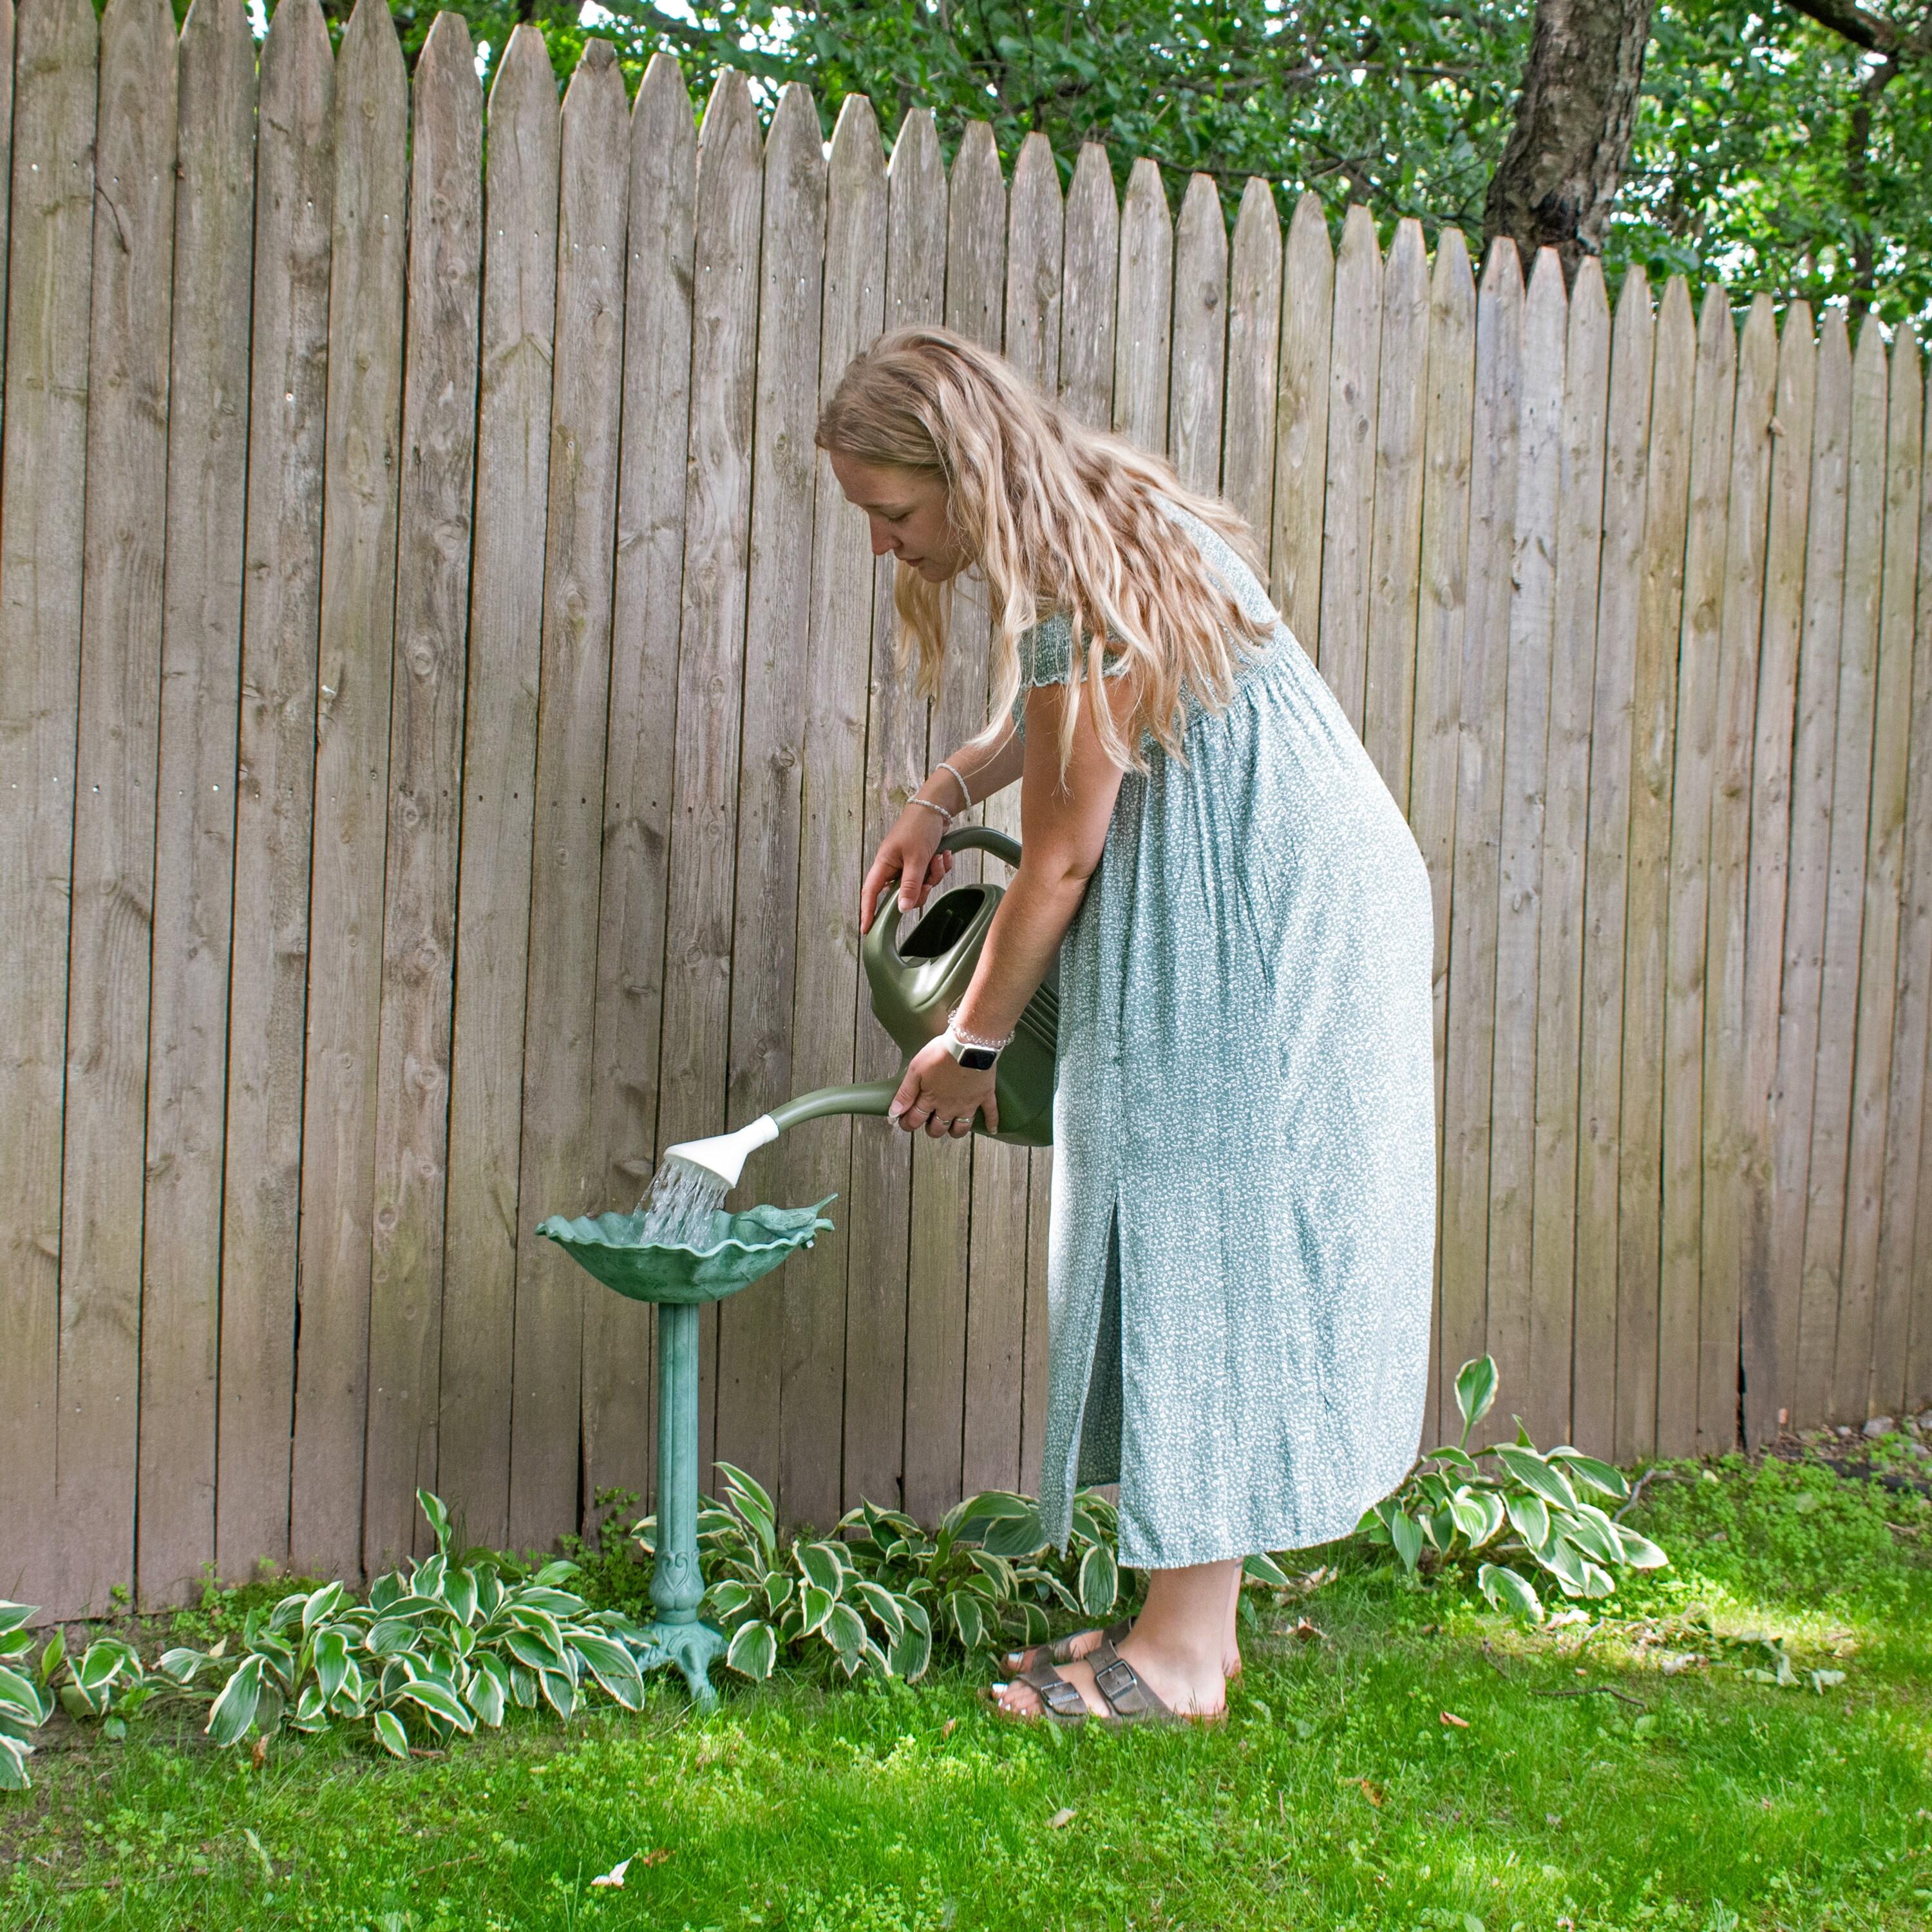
[1486,247,1564,1430]
[1615,277,1694,1463]
[288,0,408,1582]
[1059,142,1117,431]
[438,23,559,1552]
[1736,303,1815,1445]
[961,133,1062,1502]
[1698,294,1776,1454]
[1112,157,1170,457]
[1527,256,1607,1451]
[1168,172,1225,493]
[781,93,887,1530]
[1770,312,1851,1435]
[1361,218,1428,806]
[580,51,695,1525]
[1571,267,1653,1459]
[657,71,761,1500]
[1316,205,1382,723]
[1001,130,1062,1502]
[362,10,482,1571]
[905,119,1003,1526]
[1656,287,1736,1461]
[1406,227,1473,1446]
[1270,193,1331,647]
[712,81,821,1499]
[138,0,256,1605]
[1838,324,1920,1419]
[217,0,333,1582]
[506,37,629,1551]
[842,106,944,1515]
[56,0,176,1618]
[1437,239,1520,1432]
[1795,322,1888,1428]
[1911,359,1932,1412]
[1220,178,1281,545]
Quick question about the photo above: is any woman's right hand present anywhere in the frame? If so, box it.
[861,803,955,932]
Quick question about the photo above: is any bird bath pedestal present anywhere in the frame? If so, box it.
[536,1198,835,1710]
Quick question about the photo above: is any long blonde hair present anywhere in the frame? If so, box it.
[814,325,1275,775]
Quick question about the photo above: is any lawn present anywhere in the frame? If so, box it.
[4,1442,1929,1932]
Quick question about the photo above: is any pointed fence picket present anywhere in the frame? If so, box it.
[6,32,1932,1620]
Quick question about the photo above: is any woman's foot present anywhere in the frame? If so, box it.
[991,1627,1225,1721]
[990,1556,1242,1723]
[1001,1616,1243,1683]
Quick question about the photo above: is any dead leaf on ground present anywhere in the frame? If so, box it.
[1356,1777,1383,1807]
[1439,1710,1469,1728]
[590,1859,631,1889]
[249,1737,267,1769]
[940,1717,958,1739]
[1291,1618,1323,1642]
[638,1849,671,1866]
[1047,1808,1076,1829]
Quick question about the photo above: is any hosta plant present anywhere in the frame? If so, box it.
[1360,1356,1669,1622]
[0,1609,159,1788]
[158,1491,662,1759]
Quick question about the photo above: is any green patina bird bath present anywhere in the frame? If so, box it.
[536,1198,835,1710]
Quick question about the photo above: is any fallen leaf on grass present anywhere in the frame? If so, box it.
[1439,1711,1469,1728]
[591,1859,631,1889]
[1291,1618,1323,1642]
[1047,1808,1076,1830]
[638,1850,670,1866]
[1356,1777,1383,1807]
[940,1718,958,1739]
[249,1737,267,1770]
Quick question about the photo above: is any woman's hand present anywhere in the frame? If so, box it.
[889,1036,999,1139]
[861,802,955,932]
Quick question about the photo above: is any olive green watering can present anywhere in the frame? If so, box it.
[664,826,1058,1188]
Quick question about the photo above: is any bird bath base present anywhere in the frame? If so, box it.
[536,1198,835,1712]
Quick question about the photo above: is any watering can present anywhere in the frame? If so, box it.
[667,825,1059,1185]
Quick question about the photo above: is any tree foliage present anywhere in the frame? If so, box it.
[289,0,1927,321]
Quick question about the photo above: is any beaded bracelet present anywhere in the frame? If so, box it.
[909,795,952,828]
[946,1007,1016,1053]
[936,759,974,811]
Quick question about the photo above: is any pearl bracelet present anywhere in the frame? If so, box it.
[909,795,952,828]
[946,1008,1015,1053]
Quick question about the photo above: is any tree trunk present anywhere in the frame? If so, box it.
[1484,0,1655,278]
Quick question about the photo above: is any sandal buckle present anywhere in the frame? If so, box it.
[1093,1657,1136,1701]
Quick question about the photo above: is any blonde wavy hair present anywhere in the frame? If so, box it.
[814,325,1276,775]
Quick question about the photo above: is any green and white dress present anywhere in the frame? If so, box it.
[1015,501,1436,1569]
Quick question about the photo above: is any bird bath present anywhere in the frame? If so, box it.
[536,1197,835,1709]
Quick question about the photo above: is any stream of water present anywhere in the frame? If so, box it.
[636,1157,730,1248]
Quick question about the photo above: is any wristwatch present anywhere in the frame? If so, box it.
[940,1016,1009,1072]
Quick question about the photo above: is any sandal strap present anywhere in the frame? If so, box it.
[1049,1615,1133,1665]
[1019,1655,1090,1722]
[1084,1638,1173,1721]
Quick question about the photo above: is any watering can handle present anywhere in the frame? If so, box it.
[936,824,1021,868]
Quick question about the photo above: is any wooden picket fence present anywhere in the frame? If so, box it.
[3,0,1929,1621]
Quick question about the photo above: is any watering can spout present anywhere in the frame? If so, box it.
[661,1081,899,1186]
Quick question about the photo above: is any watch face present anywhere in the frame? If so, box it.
[960,1046,998,1072]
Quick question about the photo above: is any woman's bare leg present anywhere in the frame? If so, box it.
[1001,1564,1245,1681]
[994,1558,1242,1719]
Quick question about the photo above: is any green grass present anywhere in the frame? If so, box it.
[5,1444,1930,1931]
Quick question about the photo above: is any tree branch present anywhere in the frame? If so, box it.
[1779,0,1931,57]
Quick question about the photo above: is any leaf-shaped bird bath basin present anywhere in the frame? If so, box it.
[536,1197,835,1709]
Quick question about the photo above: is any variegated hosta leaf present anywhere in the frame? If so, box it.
[571,1634,645,1712]
[0,1604,35,1637]
[291,1685,330,1733]
[764,1572,795,1616]
[0,1665,50,1725]
[0,1733,33,1790]
[1564,1503,1624,1567]
[1546,1447,1631,1501]
[1455,1356,1499,1434]
[967,1549,1018,1596]
[416,1488,453,1554]
[1492,1445,1580,1513]
[372,1709,411,1759]
[1614,1525,1669,1569]
[398,1678,475,1733]
[822,1602,867,1664]
[889,1600,932,1683]
[707,1580,756,1622]
[798,1584,835,1638]
[1505,1490,1551,1552]
[794,1542,846,1597]
[466,1661,507,1728]
[1242,1551,1298,1589]
[1078,1542,1119,1616]
[205,1656,265,1747]
[1003,1599,1049,1648]
[1579,1559,1616,1598]
[849,1580,906,1645]
[725,1620,778,1681]
[1468,1490,1508,1548]
[1448,1487,1492,1544]
[948,1592,987,1652]
[538,1668,575,1719]
[1536,1536,1589,1596]
[1388,1508,1424,1574]
[301,1582,347,1633]
[1477,1561,1545,1623]
[508,1665,538,1709]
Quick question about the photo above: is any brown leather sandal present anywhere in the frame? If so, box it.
[998,1634,1179,1728]
[1000,1616,1133,1678]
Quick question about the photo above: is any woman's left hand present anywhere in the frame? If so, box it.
[889,1036,999,1139]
